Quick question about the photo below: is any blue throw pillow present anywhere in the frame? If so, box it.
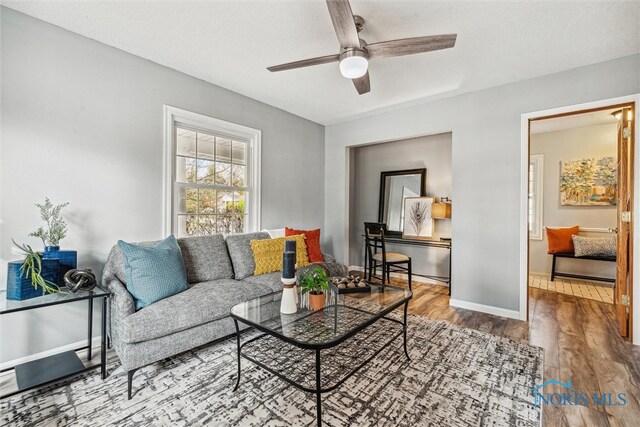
[118,235,188,310]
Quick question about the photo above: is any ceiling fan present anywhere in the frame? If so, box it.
[267,0,457,95]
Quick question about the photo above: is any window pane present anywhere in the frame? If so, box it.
[232,141,246,165]
[199,215,217,236]
[176,129,196,157]
[177,214,198,237]
[199,188,216,214]
[216,137,232,162]
[215,161,232,186]
[232,164,246,187]
[176,157,197,183]
[217,215,232,234]
[217,190,234,213]
[233,191,246,214]
[197,159,216,184]
[232,214,245,234]
[177,187,197,214]
[197,133,215,160]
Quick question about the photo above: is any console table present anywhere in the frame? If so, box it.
[363,236,452,295]
[0,287,110,399]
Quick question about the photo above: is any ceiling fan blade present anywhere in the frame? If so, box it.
[326,0,361,48]
[352,72,370,95]
[367,34,457,59]
[267,54,340,72]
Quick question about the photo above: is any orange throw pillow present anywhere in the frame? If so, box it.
[285,227,324,263]
[546,226,580,254]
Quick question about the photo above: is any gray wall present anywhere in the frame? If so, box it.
[529,124,617,278]
[0,8,324,363]
[325,54,640,314]
[348,133,452,280]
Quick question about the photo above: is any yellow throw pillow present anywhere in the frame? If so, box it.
[250,235,310,276]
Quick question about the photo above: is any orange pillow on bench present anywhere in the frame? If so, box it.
[546,226,579,254]
[285,227,324,263]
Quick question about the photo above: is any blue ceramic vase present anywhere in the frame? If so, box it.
[6,258,60,300]
[42,246,78,286]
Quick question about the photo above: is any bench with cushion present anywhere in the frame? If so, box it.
[550,252,616,283]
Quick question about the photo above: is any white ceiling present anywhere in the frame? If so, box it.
[3,1,639,125]
[530,107,621,134]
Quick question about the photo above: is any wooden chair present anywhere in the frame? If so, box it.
[364,222,412,291]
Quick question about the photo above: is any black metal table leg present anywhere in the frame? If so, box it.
[87,298,93,360]
[233,319,241,392]
[315,349,322,427]
[403,302,411,361]
[101,296,107,379]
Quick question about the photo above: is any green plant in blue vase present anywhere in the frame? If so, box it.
[29,197,69,251]
[12,240,61,295]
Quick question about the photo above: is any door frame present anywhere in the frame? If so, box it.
[519,94,640,344]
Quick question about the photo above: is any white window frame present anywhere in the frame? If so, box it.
[163,105,261,236]
[528,154,544,240]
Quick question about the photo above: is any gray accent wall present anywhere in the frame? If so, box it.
[349,133,452,280]
[325,54,640,314]
[0,8,324,363]
[529,124,617,278]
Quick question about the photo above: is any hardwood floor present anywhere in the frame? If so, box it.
[356,274,640,427]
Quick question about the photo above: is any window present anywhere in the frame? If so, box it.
[528,154,544,240]
[164,106,261,237]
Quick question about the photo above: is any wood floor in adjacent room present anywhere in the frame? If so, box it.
[357,274,640,427]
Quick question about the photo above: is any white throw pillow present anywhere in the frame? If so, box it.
[262,228,286,238]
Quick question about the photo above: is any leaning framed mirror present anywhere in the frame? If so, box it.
[378,168,427,236]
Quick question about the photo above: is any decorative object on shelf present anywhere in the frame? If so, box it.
[64,269,97,293]
[431,202,452,219]
[7,240,61,301]
[42,247,78,286]
[330,275,372,294]
[402,197,434,239]
[28,197,77,285]
[299,267,330,311]
[29,197,70,249]
[560,157,617,206]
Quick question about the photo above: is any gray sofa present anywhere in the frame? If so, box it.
[102,231,347,399]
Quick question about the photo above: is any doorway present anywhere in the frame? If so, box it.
[520,96,637,342]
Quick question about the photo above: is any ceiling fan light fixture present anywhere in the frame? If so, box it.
[339,49,368,79]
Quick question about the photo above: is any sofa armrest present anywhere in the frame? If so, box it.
[102,244,136,346]
[323,253,336,263]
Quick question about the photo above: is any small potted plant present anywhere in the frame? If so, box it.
[7,240,61,300]
[299,267,330,311]
[29,197,69,252]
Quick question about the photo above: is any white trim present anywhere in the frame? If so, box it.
[348,265,449,286]
[0,338,102,371]
[163,105,262,236]
[520,94,640,339]
[449,298,520,320]
[528,154,544,240]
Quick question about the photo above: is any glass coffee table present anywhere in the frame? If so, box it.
[229,284,412,427]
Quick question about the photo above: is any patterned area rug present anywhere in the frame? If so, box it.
[1,313,542,426]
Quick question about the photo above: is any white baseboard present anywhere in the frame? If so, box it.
[0,337,102,371]
[449,298,522,320]
[347,265,449,287]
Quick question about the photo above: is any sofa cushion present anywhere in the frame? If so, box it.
[118,236,189,310]
[250,234,309,276]
[120,279,271,344]
[242,272,283,292]
[177,235,233,283]
[285,227,324,263]
[226,232,270,279]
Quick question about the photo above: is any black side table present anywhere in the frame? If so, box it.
[0,286,110,399]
